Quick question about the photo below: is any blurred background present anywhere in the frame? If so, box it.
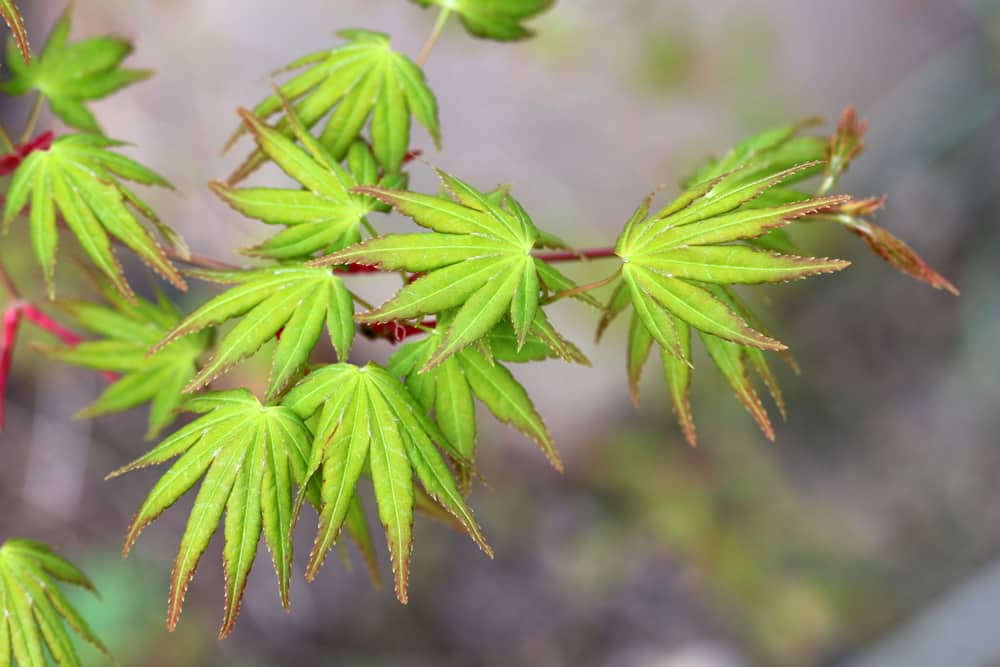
[1,0,998,665]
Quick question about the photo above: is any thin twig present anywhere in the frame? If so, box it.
[0,122,14,153]
[0,261,22,300]
[416,7,452,66]
[534,247,618,262]
[20,93,43,144]
[545,267,623,303]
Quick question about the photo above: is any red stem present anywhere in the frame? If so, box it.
[0,305,23,428]
[534,247,618,262]
[20,303,83,346]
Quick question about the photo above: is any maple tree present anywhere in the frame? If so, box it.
[0,2,956,663]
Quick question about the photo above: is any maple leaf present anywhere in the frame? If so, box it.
[0,0,28,64]
[685,113,956,293]
[38,279,211,439]
[315,169,582,369]
[225,29,439,183]
[2,134,187,298]
[626,286,789,446]
[212,107,399,260]
[282,362,492,601]
[0,539,110,666]
[410,0,555,42]
[615,163,850,356]
[1,4,152,133]
[151,265,355,400]
[109,390,323,637]
[388,320,562,470]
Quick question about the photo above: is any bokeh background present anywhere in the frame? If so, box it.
[2,1,998,665]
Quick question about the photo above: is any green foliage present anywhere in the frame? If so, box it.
[1,5,152,133]
[0,0,958,648]
[410,0,555,41]
[318,169,580,369]
[153,265,355,399]
[607,140,853,442]
[2,134,186,298]
[225,29,440,183]
[212,108,397,260]
[0,0,28,64]
[282,362,491,600]
[0,539,109,666]
[109,390,316,637]
[39,280,211,439]
[388,322,562,469]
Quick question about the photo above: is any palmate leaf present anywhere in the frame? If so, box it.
[615,161,851,355]
[0,0,28,64]
[212,107,396,260]
[282,362,492,601]
[0,539,110,666]
[39,281,211,439]
[410,0,555,41]
[226,29,439,183]
[315,169,579,370]
[2,134,187,298]
[1,4,152,133]
[388,322,562,470]
[625,287,789,446]
[109,390,318,637]
[152,265,355,400]
[683,112,956,293]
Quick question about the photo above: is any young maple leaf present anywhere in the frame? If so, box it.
[0,539,110,666]
[615,163,850,356]
[2,134,187,299]
[410,0,556,42]
[151,265,355,400]
[282,362,492,601]
[1,4,152,133]
[0,0,28,64]
[38,280,211,439]
[388,321,562,471]
[109,390,332,637]
[212,108,399,260]
[626,287,789,446]
[225,29,440,183]
[315,169,580,370]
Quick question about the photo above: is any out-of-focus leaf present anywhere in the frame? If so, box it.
[1,5,152,132]
[0,0,29,64]
[40,281,210,438]
[152,265,355,399]
[410,0,555,41]
[226,29,439,182]
[109,390,313,637]
[0,538,110,666]
[2,134,186,298]
[282,362,491,601]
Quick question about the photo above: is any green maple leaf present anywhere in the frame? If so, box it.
[614,163,851,356]
[225,29,439,183]
[152,264,355,400]
[0,539,110,667]
[388,322,562,470]
[0,0,28,64]
[2,134,187,298]
[282,362,492,601]
[38,280,211,439]
[1,4,152,133]
[109,390,320,637]
[316,169,578,370]
[625,287,789,445]
[411,0,556,41]
[212,107,399,260]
